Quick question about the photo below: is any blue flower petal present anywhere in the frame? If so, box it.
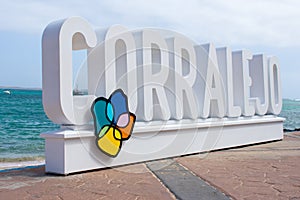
[109,89,129,124]
[106,102,114,122]
[92,97,114,134]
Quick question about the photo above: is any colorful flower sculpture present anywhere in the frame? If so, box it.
[91,89,136,157]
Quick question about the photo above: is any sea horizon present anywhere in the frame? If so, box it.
[1,86,299,100]
[0,86,42,91]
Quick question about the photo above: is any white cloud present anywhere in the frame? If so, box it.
[0,0,300,47]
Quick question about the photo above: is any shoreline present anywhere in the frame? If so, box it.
[0,156,45,170]
[0,160,45,171]
[283,128,300,132]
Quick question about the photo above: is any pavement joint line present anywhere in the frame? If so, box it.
[146,158,231,200]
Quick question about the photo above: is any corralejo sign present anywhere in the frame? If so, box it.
[41,17,284,174]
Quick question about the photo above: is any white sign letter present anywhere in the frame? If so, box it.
[141,30,171,121]
[104,25,138,112]
[232,50,255,117]
[249,54,269,115]
[42,17,97,125]
[201,44,225,118]
[217,47,241,117]
[268,56,282,115]
[168,36,198,119]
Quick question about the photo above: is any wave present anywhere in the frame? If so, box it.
[283,128,300,132]
[0,160,45,171]
[283,98,300,102]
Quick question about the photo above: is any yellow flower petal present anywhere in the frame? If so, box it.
[114,128,122,140]
[97,127,121,157]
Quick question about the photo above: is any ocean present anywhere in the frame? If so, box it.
[0,89,299,161]
[0,89,58,161]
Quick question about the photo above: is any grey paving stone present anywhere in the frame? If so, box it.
[147,159,231,200]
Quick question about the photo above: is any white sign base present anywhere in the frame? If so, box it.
[41,116,284,175]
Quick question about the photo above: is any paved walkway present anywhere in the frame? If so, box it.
[177,132,300,199]
[1,132,300,200]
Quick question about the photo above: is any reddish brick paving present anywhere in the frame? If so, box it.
[177,132,300,200]
[0,164,175,200]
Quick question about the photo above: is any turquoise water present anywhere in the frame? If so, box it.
[280,98,300,131]
[0,89,58,161]
[0,89,299,161]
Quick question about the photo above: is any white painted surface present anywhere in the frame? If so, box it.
[41,116,284,174]
[42,17,283,125]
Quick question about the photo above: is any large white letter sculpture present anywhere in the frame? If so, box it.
[41,17,284,174]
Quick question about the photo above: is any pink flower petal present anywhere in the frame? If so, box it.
[117,113,129,128]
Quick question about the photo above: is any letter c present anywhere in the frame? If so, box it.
[42,17,97,125]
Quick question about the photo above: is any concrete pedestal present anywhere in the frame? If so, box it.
[41,116,284,174]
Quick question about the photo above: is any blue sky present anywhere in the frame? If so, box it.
[0,0,299,99]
